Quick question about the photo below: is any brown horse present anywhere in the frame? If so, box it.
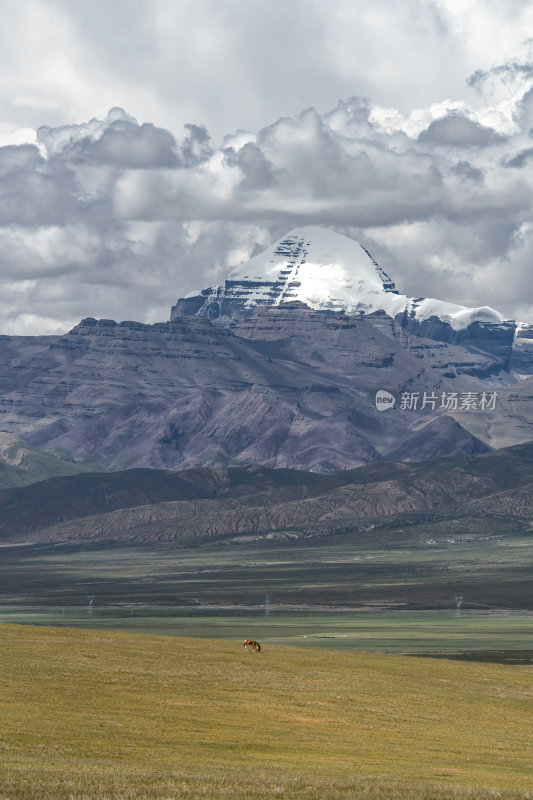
[243,639,261,653]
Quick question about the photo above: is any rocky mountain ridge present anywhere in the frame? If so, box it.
[2,441,533,547]
[1,302,526,473]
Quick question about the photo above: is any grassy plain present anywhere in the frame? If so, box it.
[1,608,533,662]
[1,531,533,611]
[1,535,533,662]
[1,623,533,800]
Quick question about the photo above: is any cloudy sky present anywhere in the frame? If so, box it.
[1,0,533,334]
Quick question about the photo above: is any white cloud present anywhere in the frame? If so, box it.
[0,313,77,337]
[1,69,533,331]
[2,2,533,332]
[0,0,531,142]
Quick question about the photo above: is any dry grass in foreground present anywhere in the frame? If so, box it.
[1,624,532,799]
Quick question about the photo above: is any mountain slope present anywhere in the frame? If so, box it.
[0,433,91,489]
[385,415,491,462]
[2,442,533,546]
[0,308,504,473]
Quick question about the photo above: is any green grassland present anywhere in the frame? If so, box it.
[2,534,533,662]
[1,608,533,662]
[2,624,533,800]
[2,530,533,611]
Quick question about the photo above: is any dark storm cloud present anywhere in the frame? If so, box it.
[468,62,533,93]
[0,144,43,172]
[418,114,503,147]
[38,113,179,169]
[88,121,179,169]
[0,143,70,227]
[180,124,213,167]
[514,86,533,134]
[223,142,276,191]
[115,106,445,228]
[503,147,533,168]
[449,161,485,182]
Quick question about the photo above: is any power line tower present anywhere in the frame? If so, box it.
[455,595,463,619]
[265,594,271,618]
[87,595,95,618]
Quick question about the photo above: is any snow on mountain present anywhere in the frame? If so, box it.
[174,227,506,331]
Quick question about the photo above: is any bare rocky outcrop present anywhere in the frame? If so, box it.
[0,304,531,474]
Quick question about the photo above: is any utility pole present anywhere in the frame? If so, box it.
[455,596,463,619]
[265,594,271,618]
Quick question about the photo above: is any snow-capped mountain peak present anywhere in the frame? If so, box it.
[172,226,505,331]
[229,226,398,305]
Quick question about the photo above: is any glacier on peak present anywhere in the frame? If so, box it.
[173,226,506,333]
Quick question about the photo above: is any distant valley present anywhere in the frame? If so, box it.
[2,226,533,618]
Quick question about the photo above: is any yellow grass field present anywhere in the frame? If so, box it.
[1,623,532,799]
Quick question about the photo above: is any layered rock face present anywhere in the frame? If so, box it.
[0,301,532,473]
